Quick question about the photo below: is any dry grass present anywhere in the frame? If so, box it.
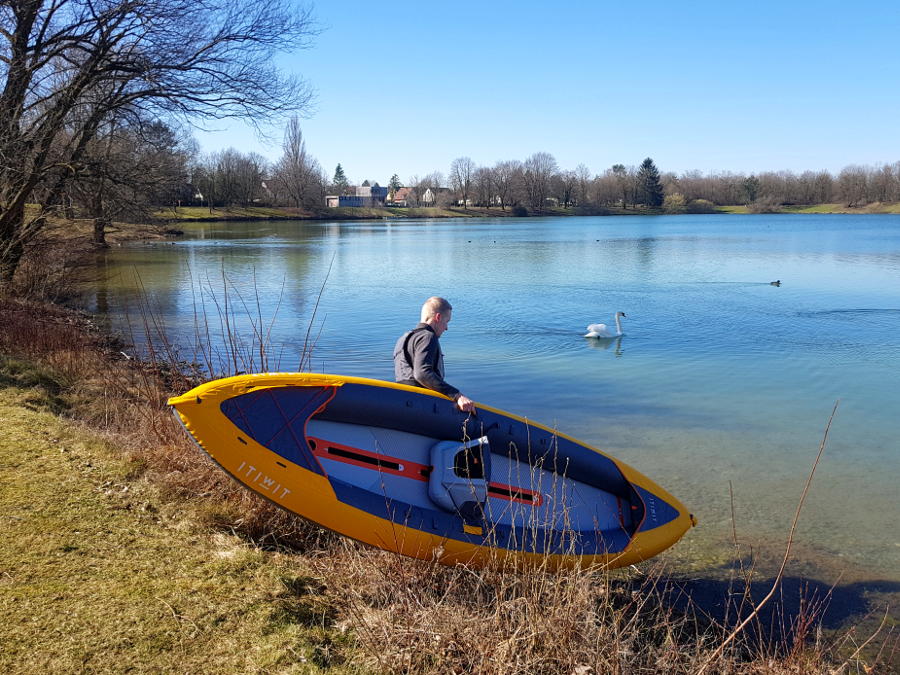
[1,292,895,673]
[318,549,703,673]
[0,385,357,673]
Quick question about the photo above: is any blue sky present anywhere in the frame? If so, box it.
[195,0,900,185]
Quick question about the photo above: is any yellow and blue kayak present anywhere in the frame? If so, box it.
[168,373,695,569]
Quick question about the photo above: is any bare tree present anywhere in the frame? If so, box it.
[837,166,869,206]
[189,149,267,208]
[555,169,578,208]
[870,164,897,203]
[1,0,318,288]
[892,163,900,202]
[523,152,558,211]
[592,171,619,206]
[611,164,631,208]
[449,156,475,209]
[474,166,493,207]
[574,164,592,206]
[65,118,191,244]
[405,175,421,206]
[214,149,261,206]
[272,116,322,209]
[491,160,521,211]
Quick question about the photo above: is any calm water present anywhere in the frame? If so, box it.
[90,214,900,585]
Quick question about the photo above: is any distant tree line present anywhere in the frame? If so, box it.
[13,108,900,246]
[411,156,900,214]
[187,118,328,211]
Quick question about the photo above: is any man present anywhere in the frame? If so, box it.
[393,296,476,413]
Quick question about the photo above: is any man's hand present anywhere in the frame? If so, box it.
[455,394,476,413]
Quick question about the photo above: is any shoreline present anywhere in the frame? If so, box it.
[158,202,900,223]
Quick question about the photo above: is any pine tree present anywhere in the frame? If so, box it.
[637,157,664,207]
[333,164,349,193]
[389,174,402,191]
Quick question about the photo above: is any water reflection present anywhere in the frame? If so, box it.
[584,335,624,356]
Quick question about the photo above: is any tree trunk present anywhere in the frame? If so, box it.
[0,202,26,290]
[89,188,109,247]
[0,238,24,290]
[93,217,109,247]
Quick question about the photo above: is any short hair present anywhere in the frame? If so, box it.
[420,296,452,322]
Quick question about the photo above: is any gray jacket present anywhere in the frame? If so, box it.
[393,323,461,400]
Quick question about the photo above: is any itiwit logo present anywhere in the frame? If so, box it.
[236,461,291,499]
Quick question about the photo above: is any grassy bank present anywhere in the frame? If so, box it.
[158,202,900,222]
[0,372,351,672]
[159,205,519,222]
[159,204,668,222]
[0,294,894,672]
[781,202,900,214]
[722,203,900,215]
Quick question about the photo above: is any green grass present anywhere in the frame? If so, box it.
[782,203,848,213]
[0,371,357,673]
[160,205,308,221]
[30,200,900,230]
[726,202,900,214]
[161,204,530,221]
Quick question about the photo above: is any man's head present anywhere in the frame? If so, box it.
[420,296,453,337]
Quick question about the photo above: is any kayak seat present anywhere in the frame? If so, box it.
[428,436,491,515]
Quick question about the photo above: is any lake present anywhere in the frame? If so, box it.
[89,213,900,591]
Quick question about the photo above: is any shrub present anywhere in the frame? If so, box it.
[686,199,717,214]
[11,231,97,302]
[747,197,783,214]
[511,205,529,217]
[663,193,688,213]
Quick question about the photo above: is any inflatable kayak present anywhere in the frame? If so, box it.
[168,373,695,569]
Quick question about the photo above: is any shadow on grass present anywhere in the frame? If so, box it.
[670,572,899,630]
[0,356,70,414]
[658,570,899,667]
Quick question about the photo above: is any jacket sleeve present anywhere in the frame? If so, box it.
[410,332,461,400]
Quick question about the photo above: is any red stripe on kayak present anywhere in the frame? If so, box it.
[487,481,544,506]
[309,436,541,507]
[308,436,432,481]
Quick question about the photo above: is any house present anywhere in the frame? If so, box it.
[421,187,451,207]
[387,187,412,207]
[326,184,389,207]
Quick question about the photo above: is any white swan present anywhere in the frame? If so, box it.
[585,312,626,338]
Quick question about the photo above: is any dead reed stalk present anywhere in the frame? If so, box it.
[695,400,839,674]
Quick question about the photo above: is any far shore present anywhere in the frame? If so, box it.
[30,200,900,265]
[157,201,900,223]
